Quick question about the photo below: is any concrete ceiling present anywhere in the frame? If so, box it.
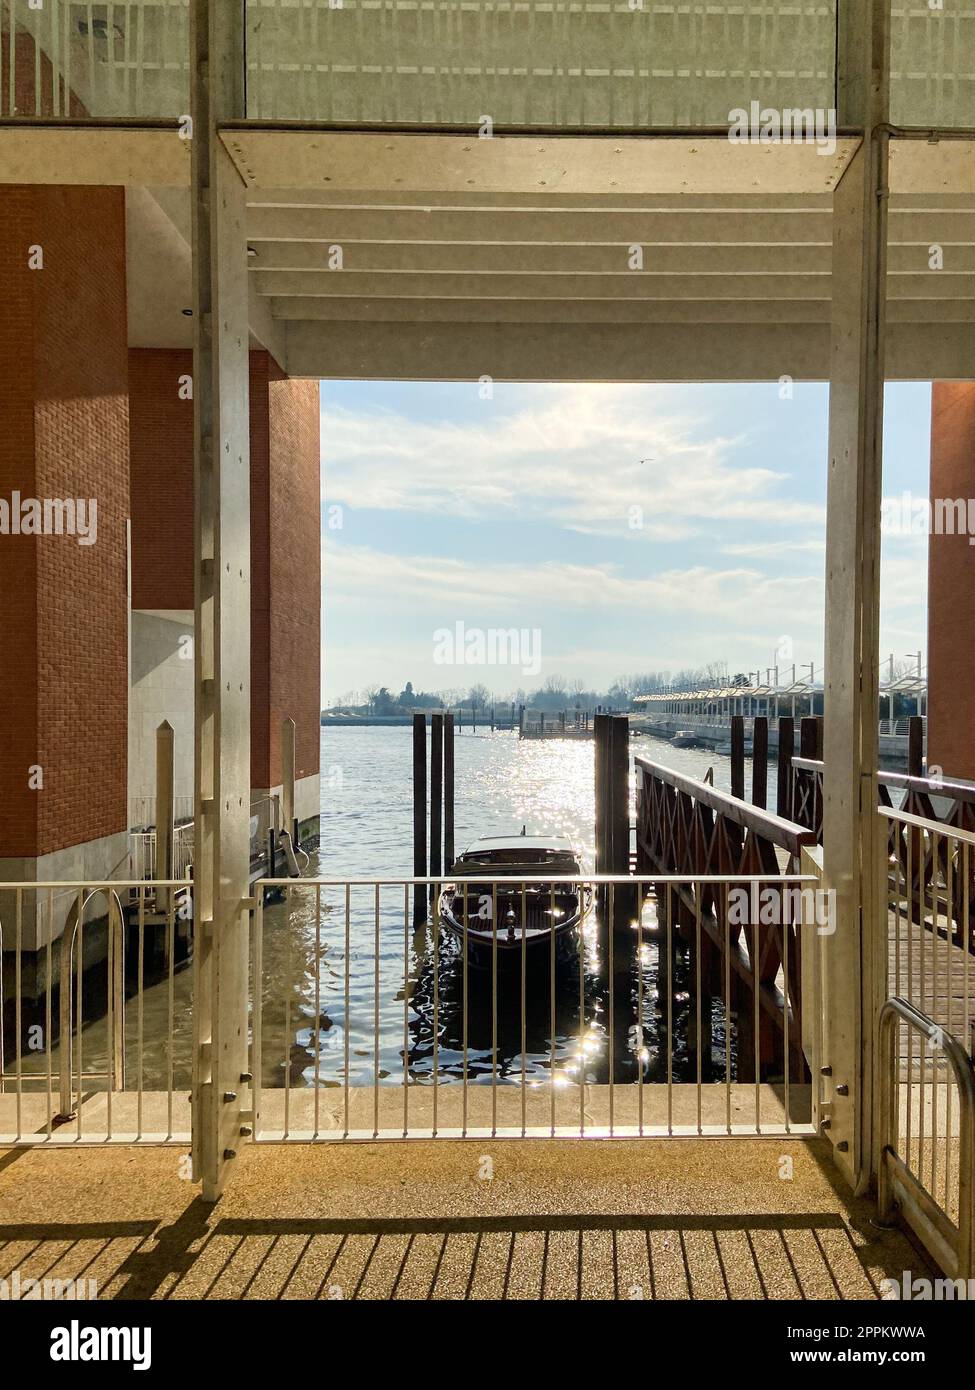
[225,131,975,381]
[6,126,975,380]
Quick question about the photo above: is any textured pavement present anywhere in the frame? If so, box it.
[0,1137,929,1300]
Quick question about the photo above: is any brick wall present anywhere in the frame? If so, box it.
[927,383,975,780]
[129,349,194,611]
[130,349,321,791]
[0,186,128,858]
[252,354,321,788]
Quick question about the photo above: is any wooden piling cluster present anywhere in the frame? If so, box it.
[726,713,824,817]
[412,712,455,922]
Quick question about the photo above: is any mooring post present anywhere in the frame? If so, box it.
[777,716,795,821]
[730,715,745,800]
[412,713,427,924]
[430,713,443,896]
[518,704,525,737]
[752,716,768,809]
[443,711,455,869]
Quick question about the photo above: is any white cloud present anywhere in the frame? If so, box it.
[321,384,824,536]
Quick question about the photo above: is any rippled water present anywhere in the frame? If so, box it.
[15,726,752,1093]
[254,725,747,1091]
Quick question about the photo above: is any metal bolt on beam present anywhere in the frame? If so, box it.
[222,1091,237,1103]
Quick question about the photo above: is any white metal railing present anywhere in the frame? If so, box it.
[0,880,192,1144]
[251,872,823,1144]
[129,823,194,882]
[1,869,828,1147]
[878,998,975,1280]
[881,804,975,1052]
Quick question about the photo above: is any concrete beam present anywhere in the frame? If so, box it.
[222,130,857,196]
[281,317,975,382]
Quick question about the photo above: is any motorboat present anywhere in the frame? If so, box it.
[438,831,592,970]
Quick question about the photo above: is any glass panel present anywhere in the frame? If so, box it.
[245,0,838,129]
[890,0,975,127]
[1,0,190,119]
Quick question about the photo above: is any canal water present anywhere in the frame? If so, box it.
[14,727,761,1094]
[251,725,756,1094]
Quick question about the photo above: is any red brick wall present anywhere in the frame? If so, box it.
[0,186,128,858]
[130,350,321,791]
[129,349,194,611]
[251,354,321,789]
[928,383,975,780]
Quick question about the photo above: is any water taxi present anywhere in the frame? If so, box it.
[438,832,591,970]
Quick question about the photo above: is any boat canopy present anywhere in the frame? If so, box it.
[452,834,582,875]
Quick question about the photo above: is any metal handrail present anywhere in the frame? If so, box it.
[57,889,126,1120]
[878,997,975,1279]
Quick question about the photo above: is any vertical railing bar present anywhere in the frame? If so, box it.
[373,883,380,1139]
[946,833,955,1214]
[695,884,702,1135]
[752,914,760,1136]
[906,823,915,1170]
[166,891,175,1141]
[7,0,15,118]
[314,884,322,1139]
[86,1,95,113]
[33,0,40,114]
[65,0,74,117]
[579,878,586,1138]
[14,890,23,1138]
[76,888,84,1139]
[284,886,293,1141]
[491,882,497,1138]
[45,890,53,1139]
[433,879,440,1140]
[253,887,264,1142]
[724,882,731,1134]
[549,882,556,1139]
[521,882,527,1139]
[930,833,939,1197]
[343,883,350,1139]
[637,879,644,1138]
[609,882,615,1137]
[124,1,132,116]
[666,886,673,1137]
[463,881,469,1138]
[403,882,409,1138]
[137,887,145,1141]
[783,889,791,1136]
[106,893,114,1139]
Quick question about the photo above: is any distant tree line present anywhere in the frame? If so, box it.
[328,662,750,716]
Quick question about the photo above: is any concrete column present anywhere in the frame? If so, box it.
[927,384,975,778]
[190,0,250,1202]
[0,185,129,939]
[821,0,889,1192]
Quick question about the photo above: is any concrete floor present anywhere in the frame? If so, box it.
[0,1136,929,1300]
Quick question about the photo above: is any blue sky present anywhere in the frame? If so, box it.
[319,380,931,703]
